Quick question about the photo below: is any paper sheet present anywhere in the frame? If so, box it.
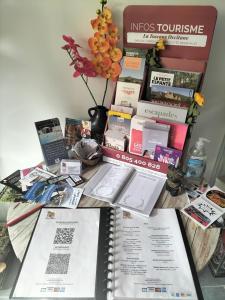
[12,208,100,298]
[112,209,198,300]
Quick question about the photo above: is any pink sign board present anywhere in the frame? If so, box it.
[123,5,217,61]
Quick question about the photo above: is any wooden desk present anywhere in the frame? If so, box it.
[7,164,220,272]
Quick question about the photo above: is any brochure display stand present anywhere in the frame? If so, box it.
[102,5,217,174]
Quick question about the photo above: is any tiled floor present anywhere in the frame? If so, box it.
[198,266,225,300]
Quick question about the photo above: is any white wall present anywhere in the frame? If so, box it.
[0,0,224,183]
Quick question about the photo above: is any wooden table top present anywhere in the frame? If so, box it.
[7,163,220,272]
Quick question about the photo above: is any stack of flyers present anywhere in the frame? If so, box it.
[24,182,83,208]
[181,186,225,229]
[20,167,56,192]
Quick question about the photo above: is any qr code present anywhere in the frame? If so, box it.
[53,227,75,244]
[45,253,70,274]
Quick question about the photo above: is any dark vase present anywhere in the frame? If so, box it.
[88,105,108,142]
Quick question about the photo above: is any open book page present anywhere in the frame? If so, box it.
[83,164,134,204]
[116,172,166,216]
[112,209,198,300]
[12,208,100,299]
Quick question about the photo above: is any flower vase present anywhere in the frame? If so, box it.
[88,105,108,143]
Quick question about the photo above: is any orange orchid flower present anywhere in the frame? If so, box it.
[108,23,118,38]
[109,47,122,62]
[92,54,103,74]
[88,33,110,54]
[91,17,100,30]
[63,1,122,109]
[109,62,121,80]
[101,56,112,71]
[91,17,108,35]
[101,7,112,24]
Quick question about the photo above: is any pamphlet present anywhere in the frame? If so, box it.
[148,67,201,90]
[114,81,141,109]
[20,167,56,192]
[35,118,68,166]
[181,186,225,229]
[83,163,166,217]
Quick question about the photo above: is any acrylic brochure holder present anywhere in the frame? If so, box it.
[102,5,217,175]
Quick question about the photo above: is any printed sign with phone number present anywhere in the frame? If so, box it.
[115,153,161,170]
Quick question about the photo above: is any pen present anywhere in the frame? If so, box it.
[5,203,44,228]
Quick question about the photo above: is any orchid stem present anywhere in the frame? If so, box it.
[102,78,108,106]
[81,74,98,107]
[66,49,98,107]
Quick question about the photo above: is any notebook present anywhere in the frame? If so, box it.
[11,207,203,300]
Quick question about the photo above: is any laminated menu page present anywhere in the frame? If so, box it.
[111,209,202,300]
[83,163,166,217]
[11,208,110,300]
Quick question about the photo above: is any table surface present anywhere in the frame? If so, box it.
[7,163,221,272]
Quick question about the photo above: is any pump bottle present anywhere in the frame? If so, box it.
[185,137,210,184]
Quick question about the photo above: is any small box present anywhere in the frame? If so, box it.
[104,130,126,151]
[60,159,82,175]
[209,230,225,277]
[107,115,131,137]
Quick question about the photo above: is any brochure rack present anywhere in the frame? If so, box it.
[102,5,217,174]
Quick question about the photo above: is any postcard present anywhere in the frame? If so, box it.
[154,145,182,166]
[181,186,225,229]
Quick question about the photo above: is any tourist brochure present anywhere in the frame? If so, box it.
[150,85,194,102]
[181,186,225,229]
[83,163,166,217]
[148,67,202,90]
[35,118,68,166]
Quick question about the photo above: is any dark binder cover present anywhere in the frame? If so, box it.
[10,207,112,300]
[10,207,203,300]
[176,210,204,300]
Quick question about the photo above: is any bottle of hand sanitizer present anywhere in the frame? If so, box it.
[185,137,210,185]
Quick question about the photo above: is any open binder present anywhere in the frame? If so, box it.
[11,207,203,300]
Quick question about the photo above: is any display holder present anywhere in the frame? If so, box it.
[102,5,217,175]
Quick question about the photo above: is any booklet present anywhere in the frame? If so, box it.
[11,207,203,300]
[83,163,166,217]
[35,118,68,166]
[181,186,225,229]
